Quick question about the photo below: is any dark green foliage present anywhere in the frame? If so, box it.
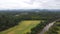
[0,14,21,31]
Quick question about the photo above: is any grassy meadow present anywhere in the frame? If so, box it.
[0,20,41,34]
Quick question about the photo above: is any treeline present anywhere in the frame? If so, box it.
[0,15,21,31]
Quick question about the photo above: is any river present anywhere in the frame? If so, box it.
[38,21,56,34]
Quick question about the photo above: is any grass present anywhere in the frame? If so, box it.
[0,20,41,34]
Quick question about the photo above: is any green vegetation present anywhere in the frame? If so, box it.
[0,20,40,34]
[45,21,60,34]
[0,9,60,34]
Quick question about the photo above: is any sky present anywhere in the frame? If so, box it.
[0,0,60,10]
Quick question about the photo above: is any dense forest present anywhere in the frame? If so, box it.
[0,9,60,34]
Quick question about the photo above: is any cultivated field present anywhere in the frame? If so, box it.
[0,20,41,34]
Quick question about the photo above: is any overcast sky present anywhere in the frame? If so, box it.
[0,0,60,10]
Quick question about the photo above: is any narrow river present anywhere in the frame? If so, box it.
[38,21,56,34]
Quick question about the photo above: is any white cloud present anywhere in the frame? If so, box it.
[0,0,60,9]
[0,0,42,9]
[42,0,60,9]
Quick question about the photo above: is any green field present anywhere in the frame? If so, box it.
[0,20,41,34]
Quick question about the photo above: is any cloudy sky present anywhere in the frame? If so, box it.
[0,0,60,10]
